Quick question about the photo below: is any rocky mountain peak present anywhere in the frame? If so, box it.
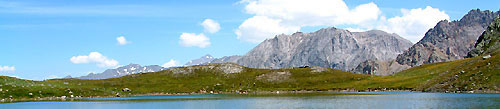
[468,15,500,57]
[235,27,413,71]
[184,54,215,66]
[396,9,499,67]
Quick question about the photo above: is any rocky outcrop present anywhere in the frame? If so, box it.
[169,63,244,74]
[468,15,500,57]
[396,9,499,67]
[351,60,410,76]
[235,28,413,71]
[78,64,165,79]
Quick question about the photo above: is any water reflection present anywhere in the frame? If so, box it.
[1,92,498,109]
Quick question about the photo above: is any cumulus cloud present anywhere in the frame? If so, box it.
[377,6,449,42]
[162,59,180,68]
[236,16,300,43]
[70,52,119,67]
[236,0,448,43]
[179,33,211,48]
[0,65,15,72]
[236,0,381,43]
[116,36,130,45]
[201,19,221,33]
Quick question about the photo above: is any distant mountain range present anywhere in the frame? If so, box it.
[71,64,166,79]
[184,54,215,66]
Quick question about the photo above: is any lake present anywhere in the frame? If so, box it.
[1,92,499,109]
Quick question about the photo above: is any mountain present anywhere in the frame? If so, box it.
[4,52,498,99]
[350,60,410,76]
[199,55,242,65]
[468,15,500,57]
[184,54,215,66]
[78,64,165,79]
[235,28,413,71]
[396,9,499,67]
[63,75,72,79]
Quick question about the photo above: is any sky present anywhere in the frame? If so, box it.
[0,0,499,80]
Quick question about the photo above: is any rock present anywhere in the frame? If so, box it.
[170,63,244,74]
[310,66,328,73]
[351,60,410,76]
[468,15,500,57]
[122,88,131,92]
[61,96,66,99]
[298,66,310,68]
[236,28,413,71]
[70,95,74,98]
[397,9,499,67]
[482,55,492,60]
[215,63,243,74]
[257,71,292,82]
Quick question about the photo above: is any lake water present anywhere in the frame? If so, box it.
[1,92,499,109]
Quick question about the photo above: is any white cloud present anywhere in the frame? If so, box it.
[162,59,180,68]
[345,28,368,32]
[201,19,221,33]
[236,16,300,43]
[0,65,15,72]
[179,33,211,48]
[116,36,130,45]
[236,0,448,43]
[237,0,380,43]
[377,6,449,42]
[70,52,119,67]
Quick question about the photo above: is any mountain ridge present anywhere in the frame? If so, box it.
[76,63,165,79]
[234,27,413,71]
[396,9,499,67]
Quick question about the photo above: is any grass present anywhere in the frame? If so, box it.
[0,53,498,100]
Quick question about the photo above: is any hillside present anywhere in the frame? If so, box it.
[1,53,498,100]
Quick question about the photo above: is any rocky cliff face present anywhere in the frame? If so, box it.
[235,28,413,71]
[468,15,500,57]
[78,64,165,79]
[396,9,499,66]
[351,60,410,76]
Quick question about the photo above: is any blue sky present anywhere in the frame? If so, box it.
[0,0,499,80]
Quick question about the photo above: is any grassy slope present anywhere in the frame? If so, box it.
[0,53,498,99]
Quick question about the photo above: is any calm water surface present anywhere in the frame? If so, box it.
[1,92,499,109]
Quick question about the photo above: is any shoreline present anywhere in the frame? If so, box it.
[1,89,499,103]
